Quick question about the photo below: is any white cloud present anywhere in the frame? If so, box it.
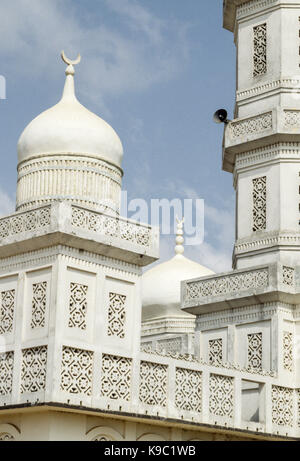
[0,189,15,217]
[0,0,190,110]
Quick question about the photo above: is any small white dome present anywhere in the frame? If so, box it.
[142,219,214,322]
[142,254,214,322]
[18,58,123,169]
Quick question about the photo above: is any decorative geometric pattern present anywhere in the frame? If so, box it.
[247,333,263,370]
[68,283,88,330]
[0,290,15,335]
[30,282,47,329]
[157,337,182,354]
[71,206,152,248]
[175,368,202,412]
[283,332,293,372]
[185,268,269,302]
[101,354,132,401]
[285,110,300,127]
[0,433,14,441]
[209,374,234,418]
[253,23,267,77]
[272,386,293,427]
[21,347,47,393]
[282,267,294,287]
[209,339,223,365]
[230,112,272,139]
[139,361,168,407]
[60,346,93,396]
[253,176,267,231]
[0,351,14,396]
[107,293,126,339]
[0,207,51,239]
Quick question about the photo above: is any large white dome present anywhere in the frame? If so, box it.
[18,59,123,169]
[16,53,124,213]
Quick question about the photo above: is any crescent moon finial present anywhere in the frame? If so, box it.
[61,50,81,66]
[176,215,185,226]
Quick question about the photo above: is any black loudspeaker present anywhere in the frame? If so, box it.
[213,109,228,124]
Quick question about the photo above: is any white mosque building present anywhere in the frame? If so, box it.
[1,0,300,441]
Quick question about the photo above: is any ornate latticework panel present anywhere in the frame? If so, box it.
[175,368,202,413]
[157,338,182,354]
[31,282,47,329]
[282,267,294,287]
[0,352,14,396]
[253,23,267,77]
[272,386,293,427]
[0,290,15,335]
[139,361,168,407]
[209,339,223,365]
[68,283,88,330]
[209,374,234,418]
[253,176,267,231]
[71,206,152,249]
[185,268,269,302]
[21,346,47,393]
[107,293,126,339]
[247,333,263,370]
[101,354,132,401]
[283,332,293,372]
[230,113,272,139]
[0,207,51,239]
[60,346,93,396]
[285,110,300,127]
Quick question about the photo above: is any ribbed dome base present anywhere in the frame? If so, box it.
[16,154,122,214]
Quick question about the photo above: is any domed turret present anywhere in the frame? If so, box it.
[16,52,123,213]
[141,218,214,354]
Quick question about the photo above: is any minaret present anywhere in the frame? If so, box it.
[0,53,159,441]
[223,0,300,270]
[181,3,300,436]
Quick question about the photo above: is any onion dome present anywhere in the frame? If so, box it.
[142,218,214,329]
[16,52,123,213]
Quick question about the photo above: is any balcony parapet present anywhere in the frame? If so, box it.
[0,202,159,266]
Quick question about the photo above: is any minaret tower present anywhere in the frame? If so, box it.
[223,0,300,269]
[181,2,300,437]
[0,53,159,441]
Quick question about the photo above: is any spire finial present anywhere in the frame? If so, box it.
[61,50,81,75]
[60,51,81,101]
[175,216,185,256]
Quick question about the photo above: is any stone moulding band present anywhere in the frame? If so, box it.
[235,232,300,254]
[236,78,300,102]
[236,0,279,21]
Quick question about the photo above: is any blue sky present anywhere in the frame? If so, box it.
[0,0,236,272]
